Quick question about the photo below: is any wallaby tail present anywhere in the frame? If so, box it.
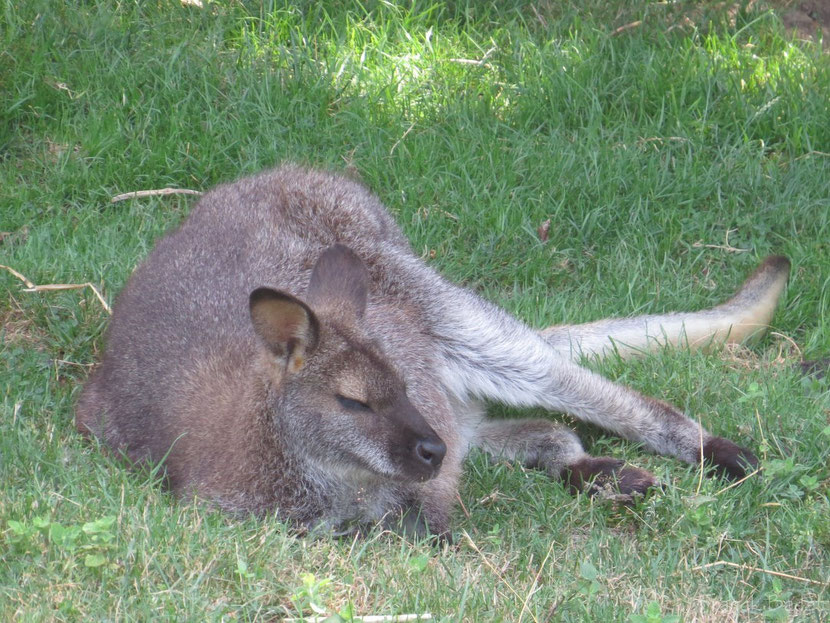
[541,256,791,361]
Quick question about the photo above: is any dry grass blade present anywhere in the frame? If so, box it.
[693,561,828,586]
[1,264,35,288]
[390,121,417,156]
[611,20,642,36]
[462,531,538,623]
[2,264,111,314]
[111,188,202,203]
[518,541,555,623]
[24,284,112,314]
[714,467,762,495]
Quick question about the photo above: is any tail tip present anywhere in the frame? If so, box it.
[759,255,791,276]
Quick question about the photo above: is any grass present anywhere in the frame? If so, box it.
[1,0,828,620]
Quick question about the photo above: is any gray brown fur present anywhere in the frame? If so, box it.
[76,165,789,536]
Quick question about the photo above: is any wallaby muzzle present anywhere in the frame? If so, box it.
[391,396,446,480]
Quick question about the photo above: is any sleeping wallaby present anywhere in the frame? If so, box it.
[76,165,790,537]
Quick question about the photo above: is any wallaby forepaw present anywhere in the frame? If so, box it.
[701,437,759,480]
[562,457,658,501]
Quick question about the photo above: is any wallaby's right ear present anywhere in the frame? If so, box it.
[306,244,369,322]
[249,288,319,367]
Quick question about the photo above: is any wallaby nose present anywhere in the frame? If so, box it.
[415,437,446,469]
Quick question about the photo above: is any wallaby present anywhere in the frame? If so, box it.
[76,164,790,537]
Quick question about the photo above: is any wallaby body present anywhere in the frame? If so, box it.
[77,165,790,536]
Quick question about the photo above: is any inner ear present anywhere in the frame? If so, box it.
[306,244,370,322]
[249,288,319,362]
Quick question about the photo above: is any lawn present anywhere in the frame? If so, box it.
[1,1,828,620]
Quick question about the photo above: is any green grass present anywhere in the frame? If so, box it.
[1,0,828,620]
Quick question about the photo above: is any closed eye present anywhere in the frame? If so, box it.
[336,394,372,412]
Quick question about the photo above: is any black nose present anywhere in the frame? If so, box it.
[415,437,446,469]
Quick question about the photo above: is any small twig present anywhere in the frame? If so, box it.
[52,359,96,368]
[111,188,202,203]
[25,283,112,315]
[445,46,497,71]
[49,492,83,508]
[693,561,828,586]
[2,265,111,314]
[445,58,494,70]
[611,21,642,36]
[1,264,35,288]
[692,229,750,253]
[47,80,79,99]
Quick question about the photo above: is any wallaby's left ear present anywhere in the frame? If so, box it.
[249,288,319,366]
[306,244,370,322]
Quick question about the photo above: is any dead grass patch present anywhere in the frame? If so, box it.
[0,299,47,350]
[718,338,804,375]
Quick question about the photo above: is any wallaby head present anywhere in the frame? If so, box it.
[249,244,446,485]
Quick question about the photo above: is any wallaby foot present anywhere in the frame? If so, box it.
[701,437,759,480]
[561,456,657,499]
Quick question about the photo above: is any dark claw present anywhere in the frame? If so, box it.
[701,437,759,480]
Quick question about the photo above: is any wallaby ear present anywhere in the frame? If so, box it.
[249,288,319,365]
[306,244,369,322]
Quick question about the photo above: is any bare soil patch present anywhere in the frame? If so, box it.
[776,0,830,47]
